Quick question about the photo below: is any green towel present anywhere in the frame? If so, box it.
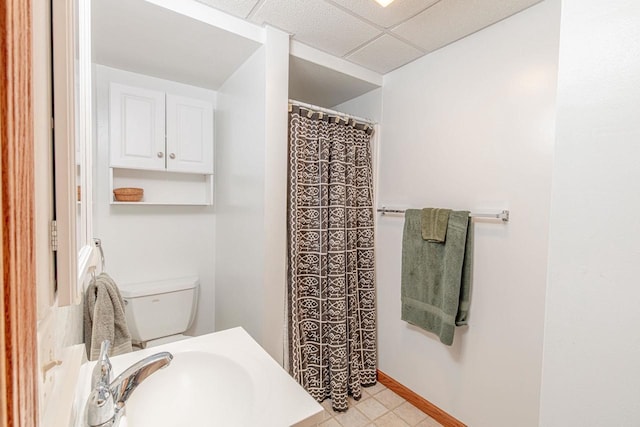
[421,208,451,242]
[401,209,474,345]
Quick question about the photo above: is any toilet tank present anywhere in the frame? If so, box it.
[119,277,199,344]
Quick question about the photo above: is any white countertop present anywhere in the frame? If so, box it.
[75,327,323,427]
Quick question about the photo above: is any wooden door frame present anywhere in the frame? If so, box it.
[1,0,39,425]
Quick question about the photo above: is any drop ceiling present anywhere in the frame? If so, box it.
[92,0,544,105]
[197,0,544,74]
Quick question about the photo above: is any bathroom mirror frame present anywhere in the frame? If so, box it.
[53,0,93,306]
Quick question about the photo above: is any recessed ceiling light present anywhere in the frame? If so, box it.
[374,0,396,7]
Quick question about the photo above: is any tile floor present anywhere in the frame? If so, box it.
[317,383,443,427]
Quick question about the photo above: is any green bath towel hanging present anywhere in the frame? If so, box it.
[401,209,474,346]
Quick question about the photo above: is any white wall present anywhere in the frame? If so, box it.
[93,65,216,336]
[540,1,640,425]
[376,2,560,426]
[333,88,383,123]
[214,47,267,343]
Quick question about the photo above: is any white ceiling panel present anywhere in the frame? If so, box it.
[328,0,440,29]
[347,34,424,74]
[92,0,261,89]
[393,0,544,53]
[94,0,548,90]
[251,0,381,57]
[289,56,380,108]
[194,0,260,19]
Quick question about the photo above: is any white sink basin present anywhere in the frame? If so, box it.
[124,351,255,426]
[76,327,323,427]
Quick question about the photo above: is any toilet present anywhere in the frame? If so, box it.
[118,276,199,348]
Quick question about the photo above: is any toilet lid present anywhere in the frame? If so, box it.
[119,276,199,298]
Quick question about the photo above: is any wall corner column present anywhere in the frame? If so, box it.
[262,26,290,364]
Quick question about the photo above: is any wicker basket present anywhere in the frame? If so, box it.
[113,187,144,202]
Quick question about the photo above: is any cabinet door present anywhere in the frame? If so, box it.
[110,83,166,170]
[166,94,214,174]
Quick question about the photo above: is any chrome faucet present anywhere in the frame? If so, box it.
[85,340,173,427]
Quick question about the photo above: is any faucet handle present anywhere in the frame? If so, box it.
[91,340,112,389]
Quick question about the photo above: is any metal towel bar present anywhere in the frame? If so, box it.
[377,207,509,223]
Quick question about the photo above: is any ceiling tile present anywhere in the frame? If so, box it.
[194,0,261,19]
[251,0,381,57]
[346,34,424,74]
[328,0,440,29]
[392,0,543,53]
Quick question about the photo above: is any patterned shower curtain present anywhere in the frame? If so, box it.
[287,105,377,412]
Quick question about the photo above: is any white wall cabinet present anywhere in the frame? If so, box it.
[103,75,215,205]
[109,83,214,174]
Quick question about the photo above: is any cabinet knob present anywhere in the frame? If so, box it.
[169,153,176,159]
[157,152,164,158]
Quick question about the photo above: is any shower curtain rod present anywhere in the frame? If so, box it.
[377,207,510,223]
[288,99,377,126]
